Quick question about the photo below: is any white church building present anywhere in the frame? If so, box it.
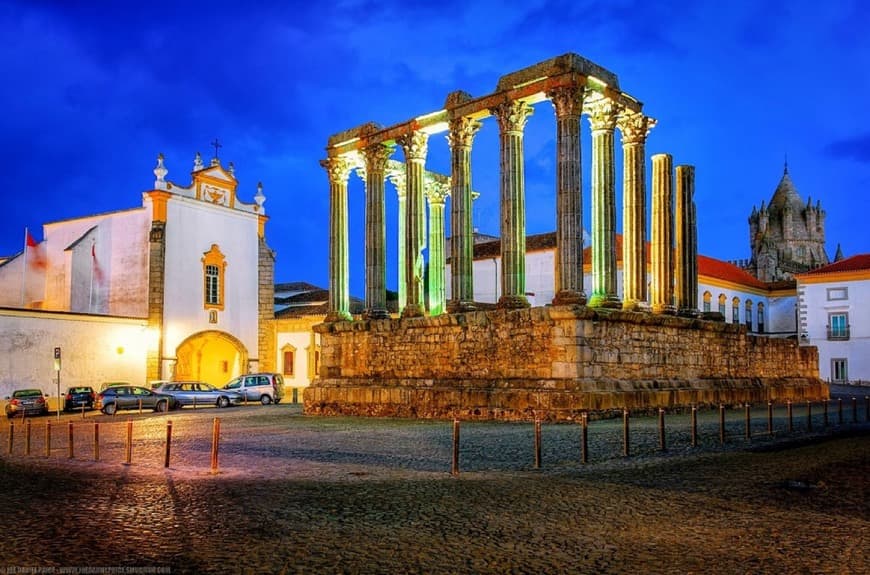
[0,152,275,398]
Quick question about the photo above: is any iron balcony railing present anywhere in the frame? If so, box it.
[826,325,851,341]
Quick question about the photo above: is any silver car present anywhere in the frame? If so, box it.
[152,381,243,409]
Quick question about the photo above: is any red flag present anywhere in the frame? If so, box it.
[25,229,46,269]
[92,243,104,284]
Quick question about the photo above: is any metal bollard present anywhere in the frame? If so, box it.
[745,404,751,441]
[533,418,542,469]
[806,401,812,432]
[838,398,843,425]
[451,418,460,476]
[719,405,726,444]
[767,401,774,435]
[581,413,589,464]
[124,420,133,465]
[823,400,828,428]
[623,409,630,457]
[81,402,85,419]
[25,421,31,456]
[210,418,221,474]
[164,420,172,468]
[658,408,666,451]
[93,422,100,461]
[5,422,11,455]
[138,399,143,415]
[67,422,74,459]
[787,401,793,433]
[45,421,51,457]
[852,398,858,424]
[690,406,697,448]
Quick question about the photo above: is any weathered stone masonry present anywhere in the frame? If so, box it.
[307,307,825,420]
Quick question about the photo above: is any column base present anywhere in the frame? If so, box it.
[588,293,622,309]
[365,308,391,320]
[622,299,651,312]
[401,304,425,319]
[552,290,587,306]
[496,295,531,310]
[651,304,677,315]
[447,300,477,313]
[678,308,700,318]
[325,310,353,322]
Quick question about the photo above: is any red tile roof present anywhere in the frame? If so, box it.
[696,255,767,289]
[798,254,870,275]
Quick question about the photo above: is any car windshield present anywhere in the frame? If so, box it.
[12,390,42,398]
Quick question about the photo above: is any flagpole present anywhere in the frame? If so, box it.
[21,227,28,306]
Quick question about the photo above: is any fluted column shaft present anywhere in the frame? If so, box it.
[447,117,481,313]
[675,165,697,314]
[387,169,408,313]
[651,153,676,314]
[618,111,655,311]
[398,131,429,318]
[362,143,393,319]
[492,100,533,309]
[548,85,586,305]
[322,157,352,321]
[587,100,620,308]
[426,183,449,316]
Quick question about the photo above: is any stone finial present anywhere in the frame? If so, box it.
[210,156,220,167]
[193,152,204,171]
[228,162,235,177]
[254,182,265,207]
[153,153,168,190]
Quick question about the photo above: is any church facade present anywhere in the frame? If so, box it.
[0,152,274,398]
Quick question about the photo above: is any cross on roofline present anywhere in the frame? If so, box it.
[211,138,222,159]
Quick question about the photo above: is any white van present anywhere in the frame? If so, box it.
[223,373,285,404]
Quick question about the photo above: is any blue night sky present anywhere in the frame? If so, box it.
[2,1,869,298]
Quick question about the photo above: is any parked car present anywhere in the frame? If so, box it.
[99,381,133,392]
[64,386,96,412]
[5,389,49,418]
[97,385,178,415]
[223,373,285,404]
[151,381,243,408]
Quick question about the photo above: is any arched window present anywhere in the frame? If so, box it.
[732,297,740,324]
[201,244,227,311]
[718,294,726,315]
[757,302,765,334]
[745,300,753,331]
[703,291,712,312]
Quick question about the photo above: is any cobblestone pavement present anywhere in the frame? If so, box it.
[0,387,867,574]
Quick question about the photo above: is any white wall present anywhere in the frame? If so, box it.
[0,308,149,399]
[161,197,260,360]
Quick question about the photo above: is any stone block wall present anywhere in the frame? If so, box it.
[305,306,827,420]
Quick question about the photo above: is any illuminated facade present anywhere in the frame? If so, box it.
[0,153,272,396]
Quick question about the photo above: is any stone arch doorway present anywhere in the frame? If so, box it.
[174,330,248,387]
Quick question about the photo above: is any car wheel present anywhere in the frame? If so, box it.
[260,395,272,405]
[103,403,117,416]
[217,396,230,408]
[155,400,169,413]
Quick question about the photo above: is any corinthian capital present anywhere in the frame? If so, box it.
[447,116,482,149]
[362,143,394,173]
[320,156,352,183]
[424,180,451,205]
[387,168,407,198]
[585,98,619,132]
[547,85,584,119]
[491,99,534,133]
[617,110,657,145]
[397,131,429,162]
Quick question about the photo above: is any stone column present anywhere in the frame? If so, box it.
[491,99,533,309]
[362,143,394,319]
[651,153,676,314]
[446,116,482,313]
[617,110,656,311]
[426,180,450,316]
[675,164,698,315]
[387,167,407,313]
[397,131,429,318]
[586,99,620,308]
[548,84,586,306]
[322,156,353,321]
